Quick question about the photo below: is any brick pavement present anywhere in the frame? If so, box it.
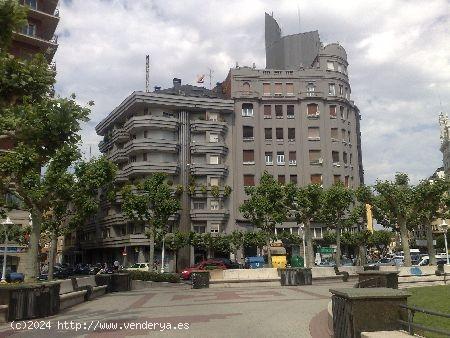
[0,281,353,338]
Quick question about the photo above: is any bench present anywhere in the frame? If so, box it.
[209,268,281,288]
[334,266,349,282]
[75,276,108,300]
[59,278,87,310]
[311,266,358,282]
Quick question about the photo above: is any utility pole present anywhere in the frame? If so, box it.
[207,68,214,90]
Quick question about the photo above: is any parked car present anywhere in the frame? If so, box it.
[89,263,103,275]
[74,264,91,275]
[126,263,151,271]
[0,271,24,283]
[213,258,240,269]
[417,255,448,266]
[341,258,355,266]
[367,258,396,267]
[181,260,227,280]
[393,256,404,266]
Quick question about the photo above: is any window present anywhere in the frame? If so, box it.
[194,225,206,233]
[290,175,298,184]
[327,61,335,70]
[275,105,283,118]
[143,153,148,161]
[308,127,320,140]
[309,150,322,164]
[210,223,220,234]
[311,174,323,185]
[334,175,341,184]
[265,152,273,165]
[330,105,337,118]
[194,201,206,210]
[243,82,250,92]
[332,151,340,164]
[345,87,349,99]
[276,128,284,141]
[350,153,353,165]
[210,178,219,186]
[130,155,136,163]
[264,128,272,141]
[163,111,174,118]
[286,83,294,95]
[344,176,349,188]
[331,128,339,140]
[277,152,285,165]
[131,134,137,140]
[348,131,351,143]
[208,112,218,121]
[243,126,254,140]
[337,64,343,73]
[22,23,36,36]
[143,130,148,138]
[306,83,315,96]
[328,84,336,96]
[340,106,345,119]
[339,85,343,96]
[263,83,271,96]
[242,103,253,117]
[274,83,282,95]
[289,151,297,165]
[288,128,295,141]
[244,174,255,187]
[209,155,219,165]
[287,105,295,118]
[25,0,37,9]
[243,150,255,164]
[307,104,319,117]
[341,129,346,141]
[264,105,272,119]
[209,133,219,143]
[343,152,348,165]
[278,175,285,184]
[210,200,220,211]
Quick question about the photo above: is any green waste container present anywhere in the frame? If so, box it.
[291,255,304,268]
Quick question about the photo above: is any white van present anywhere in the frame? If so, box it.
[417,255,447,266]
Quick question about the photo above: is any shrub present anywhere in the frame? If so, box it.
[128,270,181,283]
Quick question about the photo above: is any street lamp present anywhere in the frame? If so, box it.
[1,217,14,283]
[440,219,449,265]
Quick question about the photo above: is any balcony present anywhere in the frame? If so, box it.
[107,148,127,163]
[26,7,59,39]
[190,186,230,198]
[189,163,228,177]
[190,142,228,156]
[125,138,179,153]
[116,162,180,181]
[190,119,228,134]
[12,31,58,60]
[310,158,324,166]
[299,91,324,99]
[98,214,127,226]
[190,209,230,222]
[125,115,178,132]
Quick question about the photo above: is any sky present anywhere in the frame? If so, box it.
[54,0,450,184]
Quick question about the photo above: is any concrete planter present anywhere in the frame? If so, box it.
[278,268,312,286]
[95,273,131,292]
[0,282,60,322]
[357,271,399,289]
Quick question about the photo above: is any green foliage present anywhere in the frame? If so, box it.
[276,231,302,245]
[211,185,220,198]
[239,171,287,234]
[200,184,207,195]
[164,231,189,251]
[243,231,268,249]
[229,230,244,252]
[322,231,336,245]
[224,185,232,198]
[188,184,195,195]
[367,230,393,249]
[320,182,355,227]
[0,0,27,49]
[285,183,323,224]
[127,270,181,283]
[0,224,31,245]
[174,184,183,196]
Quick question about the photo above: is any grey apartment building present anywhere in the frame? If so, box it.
[76,13,363,268]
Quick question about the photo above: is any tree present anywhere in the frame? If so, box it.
[368,230,394,256]
[373,173,416,266]
[412,178,449,265]
[239,172,287,266]
[40,150,116,280]
[285,183,323,267]
[229,230,244,263]
[121,173,180,271]
[320,182,355,267]
[164,231,189,272]
[0,3,93,280]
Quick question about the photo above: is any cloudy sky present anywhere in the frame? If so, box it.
[54,0,450,184]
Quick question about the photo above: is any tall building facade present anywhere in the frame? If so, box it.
[84,13,364,268]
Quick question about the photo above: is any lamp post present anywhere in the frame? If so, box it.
[440,219,449,265]
[300,224,306,265]
[1,217,14,283]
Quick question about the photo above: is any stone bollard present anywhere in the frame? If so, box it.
[329,288,410,338]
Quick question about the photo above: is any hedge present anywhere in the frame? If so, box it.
[128,270,181,283]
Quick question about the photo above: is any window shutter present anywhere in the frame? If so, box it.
[244,175,255,186]
[243,150,254,162]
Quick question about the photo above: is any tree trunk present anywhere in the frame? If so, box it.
[174,251,178,273]
[426,223,436,265]
[335,225,341,267]
[47,233,57,281]
[358,245,367,266]
[266,239,272,267]
[399,218,412,266]
[148,226,155,272]
[304,220,314,268]
[25,210,42,281]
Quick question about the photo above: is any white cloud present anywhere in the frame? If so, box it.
[54,0,450,183]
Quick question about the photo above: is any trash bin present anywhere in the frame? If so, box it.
[291,255,304,268]
[244,256,265,269]
[191,271,209,289]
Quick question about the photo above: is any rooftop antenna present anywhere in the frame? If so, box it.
[145,55,150,93]
[89,145,92,159]
[297,4,301,32]
[207,68,214,90]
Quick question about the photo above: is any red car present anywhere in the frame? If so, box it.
[181,260,227,280]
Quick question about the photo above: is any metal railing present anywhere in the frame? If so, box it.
[398,304,450,337]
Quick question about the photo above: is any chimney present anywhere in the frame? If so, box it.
[173,78,181,88]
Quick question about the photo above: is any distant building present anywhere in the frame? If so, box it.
[80,13,365,269]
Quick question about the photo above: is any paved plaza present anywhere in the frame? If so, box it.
[0,281,354,338]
